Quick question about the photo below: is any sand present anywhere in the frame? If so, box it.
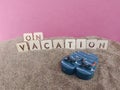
[0,36,120,90]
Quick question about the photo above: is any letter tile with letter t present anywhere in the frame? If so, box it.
[65,39,76,49]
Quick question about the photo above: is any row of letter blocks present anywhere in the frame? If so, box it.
[16,32,109,52]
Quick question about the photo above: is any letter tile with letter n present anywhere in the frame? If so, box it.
[76,39,86,49]
[16,42,28,52]
[23,33,33,41]
[28,40,41,51]
[65,39,75,49]
[97,40,108,50]
[33,32,43,40]
[53,39,64,49]
[41,40,53,50]
[87,39,97,49]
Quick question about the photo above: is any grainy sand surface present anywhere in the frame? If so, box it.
[0,36,120,90]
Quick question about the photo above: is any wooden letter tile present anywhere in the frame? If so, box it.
[65,39,75,49]
[28,40,41,51]
[23,33,33,41]
[76,39,86,49]
[16,42,28,52]
[33,32,43,40]
[87,39,97,49]
[53,39,64,49]
[41,40,53,50]
[97,40,108,50]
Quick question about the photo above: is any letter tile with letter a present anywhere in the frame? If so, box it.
[28,40,41,51]
[53,39,64,49]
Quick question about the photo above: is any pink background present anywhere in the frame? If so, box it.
[0,0,120,42]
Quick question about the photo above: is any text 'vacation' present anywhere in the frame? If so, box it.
[16,32,108,52]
